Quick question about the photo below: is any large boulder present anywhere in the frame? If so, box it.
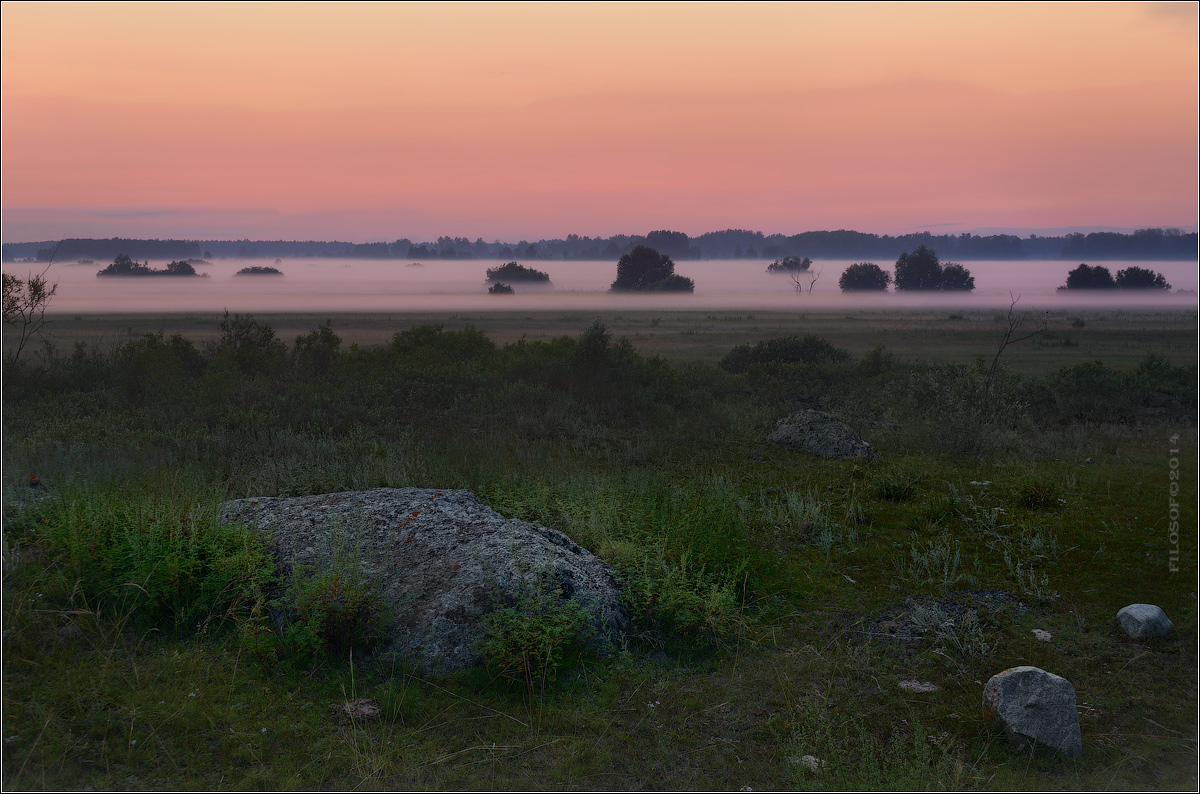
[1116,603,1174,640]
[983,666,1082,757]
[768,409,879,460]
[220,488,625,671]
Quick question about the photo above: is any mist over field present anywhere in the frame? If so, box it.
[28,258,1199,315]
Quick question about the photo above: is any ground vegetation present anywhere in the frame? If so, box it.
[2,309,1195,789]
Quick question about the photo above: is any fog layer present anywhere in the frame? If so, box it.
[10,259,1198,315]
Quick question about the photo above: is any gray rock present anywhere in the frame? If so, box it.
[1116,603,1174,640]
[767,410,878,460]
[220,488,625,671]
[983,666,1082,757]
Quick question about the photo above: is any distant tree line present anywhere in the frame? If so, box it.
[4,227,1195,263]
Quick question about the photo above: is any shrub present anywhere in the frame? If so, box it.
[893,246,974,291]
[275,527,391,657]
[280,562,391,657]
[766,255,812,273]
[206,310,287,374]
[838,262,891,291]
[9,481,273,632]
[476,568,593,690]
[1059,263,1116,290]
[939,263,975,291]
[293,319,342,373]
[485,261,550,282]
[96,255,207,277]
[719,334,851,373]
[114,332,205,403]
[610,245,694,292]
[1115,265,1171,290]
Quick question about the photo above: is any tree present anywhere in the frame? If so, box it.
[893,245,944,290]
[838,262,891,291]
[1060,263,1116,290]
[3,270,58,363]
[485,262,550,282]
[983,294,1047,413]
[766,256,812,273]
[893,245,974,291]
[610,245,694,292]
[164,260,199,275]
[939,263,975,291]
[1115,266,1171,290]
[3,242,61,363]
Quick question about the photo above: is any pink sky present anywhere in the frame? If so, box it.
[3,2,1197,242]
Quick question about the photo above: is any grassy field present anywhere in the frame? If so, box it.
[21,305,1199,369]
[3,308,1196,790]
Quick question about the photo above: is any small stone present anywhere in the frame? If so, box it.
[1032,629,1052,642]
[983,666,1081,758]
[1116,604,1173,640]
[798,755,824,772]
[898,679,939,693]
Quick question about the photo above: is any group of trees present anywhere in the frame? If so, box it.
[484,262,551,295]
[485,262,551,283]
[837,246,974,292]
[1059,264,1171,291]
[96,255,206,277]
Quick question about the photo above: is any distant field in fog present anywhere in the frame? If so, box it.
[26,258,1199,314]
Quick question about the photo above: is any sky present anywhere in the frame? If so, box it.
[2,1,1197,243]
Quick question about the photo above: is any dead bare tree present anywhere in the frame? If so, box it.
[983,293,1047,412]
[789,269,822,295]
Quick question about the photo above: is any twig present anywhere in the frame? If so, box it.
[983,293,1047,414]
[417,678,530,729]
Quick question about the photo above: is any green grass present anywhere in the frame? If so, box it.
[3,310,1196,789]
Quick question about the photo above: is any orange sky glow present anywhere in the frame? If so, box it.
[2,1,1197,242]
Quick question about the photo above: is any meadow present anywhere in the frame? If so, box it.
[2,307,1196,790]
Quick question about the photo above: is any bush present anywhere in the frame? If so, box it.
[8,480,273,632]
[485,262,550,282]
[894,246,974,291]
[207,310,287,374]
[766,256,812,273]
[96,255,207,277]
[1115,265,1171,290]
[939,263,975,291]
[610,245,694,292]
[838,262,891,291]
[279,557,391,657]
[476,568,593,690]
[719,335,851,374]
[1059,263,1115,290]
[293,319,342,373]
